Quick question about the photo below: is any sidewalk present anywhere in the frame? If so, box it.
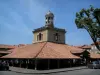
[9,66,87,74]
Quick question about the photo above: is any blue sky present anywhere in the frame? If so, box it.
[0,0,100,45]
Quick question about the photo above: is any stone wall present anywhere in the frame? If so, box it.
[33,30,48,43]
[47,29,65,44]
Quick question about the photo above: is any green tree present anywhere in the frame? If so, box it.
[75,5,100,50]
[82,51,90,64]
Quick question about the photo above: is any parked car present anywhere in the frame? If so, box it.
[87,61,100,69]
[0,61,9,71]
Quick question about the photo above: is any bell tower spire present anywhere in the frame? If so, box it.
[45,11,54,28]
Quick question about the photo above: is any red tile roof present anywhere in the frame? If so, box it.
[70,47,85,54]
[2,42,46,58]
[91,41,100,45]
[75,46,83,48]
[37,42,82,59]
[90,52,100,59]
[0,44,16,49]
[0,50,12,54]
[18,44,25,46]
[81,45,91,49]
[75,45,91,49]
[2,42,82,59]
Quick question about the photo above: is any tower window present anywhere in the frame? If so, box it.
[54,33,59,41]
[37,33,43,41]
[48,17,50,20]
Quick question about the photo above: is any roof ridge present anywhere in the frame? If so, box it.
[34,42,47,58]
[46,43,64,57]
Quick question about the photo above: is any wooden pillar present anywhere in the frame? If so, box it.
[12,59,14,67]
[57,59,60,68]
[32,59,34,69]
[69,59,71,67]
[20,59,21,67]
[70,59,72,67]
[81,59,82,65]
[25,59,27,68]
[17,59,19,67]
[6,60,9,66]
[26,59,28,69]
[35,59,37,70]
[20,59,21,68]
[48,59,50,70]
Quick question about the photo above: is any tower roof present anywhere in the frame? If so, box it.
[33,26,66,33]
[45,11,54,17]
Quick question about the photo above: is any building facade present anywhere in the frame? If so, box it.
[1,11,100,70]
[91,42,100,53]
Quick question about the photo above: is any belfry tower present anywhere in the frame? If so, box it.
[33,11,66,44]
[45,11,54,28]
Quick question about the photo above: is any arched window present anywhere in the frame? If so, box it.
[37,33,43,41]
[37,35,39,41]
[55,33,59,41]
[48,17,50,20]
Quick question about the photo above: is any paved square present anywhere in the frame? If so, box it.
[0,69,100,75]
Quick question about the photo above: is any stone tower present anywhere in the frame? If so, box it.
[45,11,54,28]
[33,11,66,44]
